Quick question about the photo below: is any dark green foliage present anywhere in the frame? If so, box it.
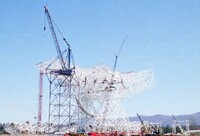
[175,126,182,133]
[162,124,200,134]
[162,125,172,133]
[0,123,6,134]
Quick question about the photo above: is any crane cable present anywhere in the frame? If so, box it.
[52,19,70,48]
[51,16,74,66]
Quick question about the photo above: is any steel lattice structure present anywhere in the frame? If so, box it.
[37,55,81,133]
[41,6,82,133]
[74,65,154,133]
[37,61,154,133]
[39,6,154,134]
[46,69,80,132]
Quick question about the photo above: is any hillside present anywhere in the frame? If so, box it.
[129,112,200,126]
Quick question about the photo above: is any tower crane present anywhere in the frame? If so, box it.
[44,6,74,76]
[43,6,77,132]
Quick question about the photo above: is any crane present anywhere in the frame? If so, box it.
[137,113,148,135]
[172,115,185,134]
[137,113,161,136]
[109,35,128,89]
[44,6,74,76]
[113,34,128,73]
[43,6,77,132]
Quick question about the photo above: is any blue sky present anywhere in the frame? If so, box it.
[0,0,200,123]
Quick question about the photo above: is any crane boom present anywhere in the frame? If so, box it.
[137,113,148,134]
[172,115,185,134]
[44,6,66,70]
[113,35,128,73]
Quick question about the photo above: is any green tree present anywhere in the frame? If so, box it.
[162,125,172,134]
[0,123,6,134]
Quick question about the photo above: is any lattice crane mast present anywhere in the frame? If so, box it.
[44,6,74,75]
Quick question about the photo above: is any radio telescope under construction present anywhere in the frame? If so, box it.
[37,60,154,133]
[37,6,154,133]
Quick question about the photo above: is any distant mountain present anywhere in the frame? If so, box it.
[129,112,200,126]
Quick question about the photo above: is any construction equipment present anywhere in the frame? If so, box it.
[137,113,161,136]
[44,6,74,75]
[113,34,128,73]
[172,115,186,135]
[43,6,78,133]
[137,113,148,134]
[150,123,162,136]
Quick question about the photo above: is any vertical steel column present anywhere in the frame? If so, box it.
[38,71,43,124]
[48,73,52,133]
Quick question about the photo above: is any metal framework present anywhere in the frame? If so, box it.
[77,65,154,133]
[38,7,154,134]
[38,71,43,124]
[46,66,80,133]
[37,62,154,133]
[42,6,81,133]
